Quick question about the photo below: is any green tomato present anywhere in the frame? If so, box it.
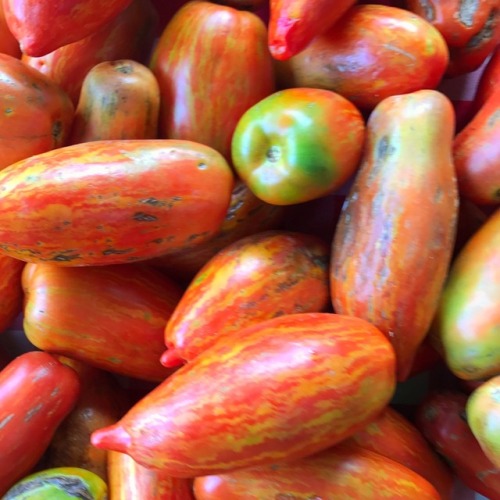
[231,88,365,205]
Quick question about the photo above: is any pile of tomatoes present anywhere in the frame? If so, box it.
[0,0,498,498]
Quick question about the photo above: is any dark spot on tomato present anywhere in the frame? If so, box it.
[113,61,134,74]
[133,212,158,222]
[102,248,133,255]
[466,10,496,48]
[140,197,165,207]
[52,120,63,141]
[51,252,80,262]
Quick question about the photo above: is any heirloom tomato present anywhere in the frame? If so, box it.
[41,358,129,480]
[150,0,275,162]
[162,230,330,366]
[276,4,449,109]
[0,54,74,171]
[0,352,80,496]
[23,0,158,105]
[330,89,458,381]
[3,0,133,57]
[453,86,500,205]
[348,406,453,498]
[92,313,396,477]
[3,467,107,500]
[467,375,500,468]
[0,140,234,266]
[231,88,365,205]
[433,208,500,381]
[268,0,356,60]
[69,60,160,144]
[22,263,183,381]
[193,441,440,499]
[416,391,500,499]
[406,0,497,48]
[108,451,194,500]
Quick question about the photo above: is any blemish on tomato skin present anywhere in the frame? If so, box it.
[24,403,43,422]
[0,414,14,429]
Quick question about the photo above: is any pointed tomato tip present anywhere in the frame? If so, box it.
[91,424,131,453]
[160,348,185,368]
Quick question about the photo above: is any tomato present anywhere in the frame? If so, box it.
[69,60,160,144]
[150,0,275,162]
[0,140,234,265]
[330,89,458,381]
[91,313,396,477]
[0,352,81,496]
[268,0,356,60]
[22,263,183,381]
[231,88,365,205]
[23,0,158,105]
[453,86,500,205]
[193,442,440,499]
[467,375,500,468]
[3,467,107,500]
[3,0,133,57]
[0,1,20,58]
[40,358,130,480]
[415,391,500,500]
[348,406,453,498]
[433,208,500,381]
[108,451,194,499]
[276,4,449,109]
[0,54,74,171]
[162,230,330,366]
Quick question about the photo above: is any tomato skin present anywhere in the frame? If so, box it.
[415,391,500,500]
[0,351,81,496]
[91,313,396,477]
[3,0,133,57]
[108,451,194,500]
[433,209,500,381]
[162,230,330,367]
[231,88,365,205]
[0,255,24,334]
[453,88,500,205]
[0,139,234,266]
[467,376,500,468]
[446,7,500,77]
[41,359,130,481]
[0,2,20,58]
[406,0,497,48]
[268,0,356,60]
[23,0,158,105]
[150,0,275,162]
[348,406,453,499]
[193,442,440,499]
[69,60,160,144]
[330,89,458,381]
[22,263,183,381]
[150,180,286,284]
[474,45,500,111]
[276,4,449,109]
[0,54,74,171]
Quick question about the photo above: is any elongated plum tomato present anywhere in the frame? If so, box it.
[231,88,365,205]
